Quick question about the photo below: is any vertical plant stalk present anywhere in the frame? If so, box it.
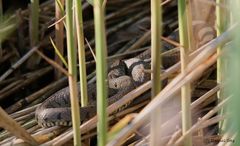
[75,0,88,107]
[150,0,162,145]
[28,0,40,68]
[66,0,82,145]
[93,0,108,145]
[227,1,240,145]
[216,0,227,133]
[55,0,65,79]
[178,0,192,146]
[30,0,39,46]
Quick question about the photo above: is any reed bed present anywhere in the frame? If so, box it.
[0,0,238,146]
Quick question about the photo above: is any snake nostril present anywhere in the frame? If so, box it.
[114,82,118,88]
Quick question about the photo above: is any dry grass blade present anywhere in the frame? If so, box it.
[0,107,38,145]
[161,36,182,47]
[32,129,65,144]
[85,38,97,62]
[126,30,151,52]
[10,104,40,119]
[0,46,39,82]
[6,76,67,114]
[166,130,182,146]
[48,15,66,28]
[0,66,52,101]
[199,115,226,130]
[174,97,229,145]
[108,114,137,141]
[36,50,69,76]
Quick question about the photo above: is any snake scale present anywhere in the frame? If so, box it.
[35,20,215,127]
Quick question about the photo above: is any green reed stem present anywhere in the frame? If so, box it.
[28,0,40,68]
[216,0,228,133]
[150,0,162,145]
[54,0,64,79]
[178,0,192,146]
[151,0,162,97]
[66,0,81,145]
[93,0,108,145]
[30,0,39,46]
[75,0,88,107]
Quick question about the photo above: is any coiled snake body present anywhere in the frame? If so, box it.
[35,54,152,127]
[35,21,215,127]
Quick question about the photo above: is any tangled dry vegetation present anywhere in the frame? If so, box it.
[0,0,236,145]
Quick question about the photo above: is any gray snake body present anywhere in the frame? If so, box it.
[35,20,215,127]
[35,55,151,127]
